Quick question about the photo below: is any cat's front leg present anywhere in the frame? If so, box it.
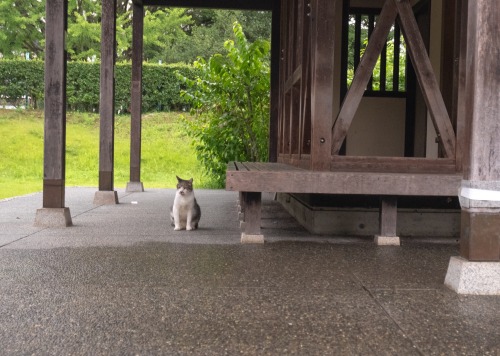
[173,206,182,230]
[186,210,194,231]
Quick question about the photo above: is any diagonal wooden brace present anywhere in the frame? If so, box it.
[331,0,398,154]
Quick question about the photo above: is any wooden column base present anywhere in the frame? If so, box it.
[43,179,65,209]
[460,210,500,261]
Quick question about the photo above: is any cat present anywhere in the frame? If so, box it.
[170,176,201,231]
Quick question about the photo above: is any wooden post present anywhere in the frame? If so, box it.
[35,0,72,227]
[241,192,264,244]
[309,0,336,171]
[95,0,119,204]
[459,0,500,262]
[269,0,281,163]
[375,196,400,246]
[445,1,500,292]
[126,2,145,192]
[452,0,468,173]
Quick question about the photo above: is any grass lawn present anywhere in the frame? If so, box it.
[0,109,217,200]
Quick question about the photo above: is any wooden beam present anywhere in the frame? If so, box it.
[226,163,461,196]
[99,0,117,191]
[331,156,457,174]
[130,2,144,183]
[43,0,67,209]
[395,0,456,158]
[310,0,337,170]
[331,0,398,155]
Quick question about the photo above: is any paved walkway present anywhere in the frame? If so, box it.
[0,188,499,355]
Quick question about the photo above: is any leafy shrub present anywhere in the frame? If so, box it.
[0,60,44,108]
[0,59,197,112]
[178,22,270,186]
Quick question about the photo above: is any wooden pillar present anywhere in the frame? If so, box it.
[375,196,400,246]
[35,0,72,227]
[459,0,500,262]
[126,2,145,192]
[94,0,119,204]
[269,0,281,163]
[309,0,337,171]
[240,192,264,244]
[452,0,468,173]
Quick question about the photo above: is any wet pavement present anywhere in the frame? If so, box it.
[0,188,499,355]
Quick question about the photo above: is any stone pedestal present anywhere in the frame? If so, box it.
[126,181,144,192]
[93,191,119,205]
[374,235,401,246]
[444,256,500,295]
[34,208,72,227]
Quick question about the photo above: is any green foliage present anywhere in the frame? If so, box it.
[346,15,407,92]
[347,37,407,92]
[67,11,101,61]
[142,8,193,62]
[172,10,271,64]
[178,22,270,186]
[0,59,44,108]
[0,0,45,58]
[0,1,271,64]
[0,59,197,112]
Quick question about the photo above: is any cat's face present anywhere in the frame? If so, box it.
[176,176,194,196]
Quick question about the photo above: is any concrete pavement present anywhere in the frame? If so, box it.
[0,188,499,355]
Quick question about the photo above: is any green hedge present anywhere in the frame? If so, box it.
[0,59,196,112]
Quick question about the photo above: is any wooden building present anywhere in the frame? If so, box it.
[37,0,500,294]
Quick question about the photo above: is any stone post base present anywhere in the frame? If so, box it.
[126,181,144,192]
[93,191,119,205]
[241,233,265,244]
[374,235,401,246]
[34,208,72,227]
[444,256,500,295]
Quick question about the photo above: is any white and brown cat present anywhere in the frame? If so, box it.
[170,176,201,230]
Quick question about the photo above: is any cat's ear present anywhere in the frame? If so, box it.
[176,175,182,182]
[189,178,193,183]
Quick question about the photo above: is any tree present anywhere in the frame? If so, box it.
[66,0,101,61]
[179,22,270,186]
[0,1,272,64]
[142,8,192,62]
[172,9,271,63]
[0,0,45,58]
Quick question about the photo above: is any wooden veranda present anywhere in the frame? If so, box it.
[38,0,500,293]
